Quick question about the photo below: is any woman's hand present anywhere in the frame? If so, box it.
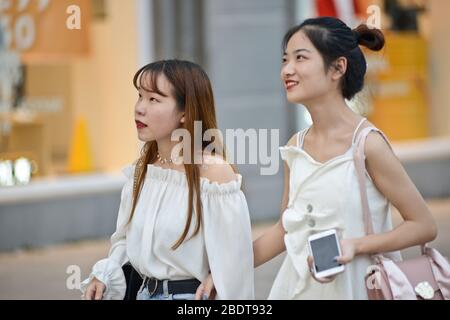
[83,277,106,300]
[195,273,216,300]
[307,238,359,284]
[335,238,358,264]
[307,256,337,283]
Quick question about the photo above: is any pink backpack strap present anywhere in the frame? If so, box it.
[354,127,430,257]
[353,126,392,236]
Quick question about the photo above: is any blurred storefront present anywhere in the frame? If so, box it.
[0,0,142,250]
[0,0,449,250]
[1,0,449,182]
[0,0,140,182]
[295,0,449,139]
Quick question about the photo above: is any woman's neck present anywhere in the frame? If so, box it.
[156,137,181,163]
[303,92,361,138]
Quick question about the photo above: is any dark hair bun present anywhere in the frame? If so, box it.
[353,24,385,51]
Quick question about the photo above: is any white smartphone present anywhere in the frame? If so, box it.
[307,229,345,278]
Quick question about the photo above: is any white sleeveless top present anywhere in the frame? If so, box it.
[269,119,402,300]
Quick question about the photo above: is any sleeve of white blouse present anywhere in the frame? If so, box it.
[79,167,134,300]
[202,187,255,300]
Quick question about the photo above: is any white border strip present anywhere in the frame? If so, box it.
[393,137,450,163]
[0,173,126,205]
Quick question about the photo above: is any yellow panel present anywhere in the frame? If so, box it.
[365,33,429,141]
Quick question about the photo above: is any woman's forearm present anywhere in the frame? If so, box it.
[355,218,438,256]
[253,220,286,268]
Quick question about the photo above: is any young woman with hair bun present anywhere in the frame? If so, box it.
[198,17,437,300]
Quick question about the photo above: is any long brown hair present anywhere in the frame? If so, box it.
[129,60,231,250]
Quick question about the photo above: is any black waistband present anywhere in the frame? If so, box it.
[144,278,201,296]
[122,262,201,299]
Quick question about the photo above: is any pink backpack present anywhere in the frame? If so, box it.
[353,127,450,300]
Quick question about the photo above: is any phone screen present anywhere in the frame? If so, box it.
[310,234,341,272]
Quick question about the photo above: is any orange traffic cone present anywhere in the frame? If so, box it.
[68,118,93,173]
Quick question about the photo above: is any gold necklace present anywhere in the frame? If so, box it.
[156,152,178,164]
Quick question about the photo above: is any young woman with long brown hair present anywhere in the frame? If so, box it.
[80,60,254,300]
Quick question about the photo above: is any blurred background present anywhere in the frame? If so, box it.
[0,0,449,299]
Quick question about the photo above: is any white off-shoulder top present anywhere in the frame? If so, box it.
[80,164,254,300]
